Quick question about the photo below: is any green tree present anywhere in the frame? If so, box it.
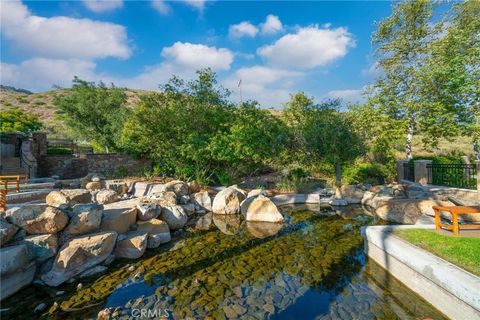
[54,77,128,152]
[420,1,480,159]
[283,92,364,185]
[0,109,42,134]
[370,0,459,160]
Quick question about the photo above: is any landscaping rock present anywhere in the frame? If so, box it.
[0,216,18,245]
[247,189,267,198]
[181,203,196,216]
[0,244,36,300]
[374,199,424,224]
[41,231,117,286]
[329,198,348,206]
[6,205,69,234]
[101,207,137,234]
[136,219,171,248]
[241,195,284,223]
[212,186,247,214]
[338,185,365,204]
[86,181,101,191]
[106,181,129,196]
[136,203,159,221]
[46,189,92,208]
[64,203,103,235]
[24,234,57,263]
[96,190,119,205]
[188,181,201,193]
[193,191,212,212]
[178,195,191,205]
[114,231,148,259]
[160,205,188,230]
[164,180,189,197]
[145,191,177,207]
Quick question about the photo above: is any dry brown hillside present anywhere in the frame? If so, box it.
[0,87,156,138]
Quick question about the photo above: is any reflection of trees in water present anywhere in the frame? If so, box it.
[51,211,367,319]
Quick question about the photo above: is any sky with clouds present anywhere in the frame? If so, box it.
[0,0,394,107]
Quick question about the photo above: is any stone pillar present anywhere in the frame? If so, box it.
[31,132,47,158]
[414,160,432,186]
[476,160,480,200]
[396,160,409,182]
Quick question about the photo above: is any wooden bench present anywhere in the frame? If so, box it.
[432,205,480,236]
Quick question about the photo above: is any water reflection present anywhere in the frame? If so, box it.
[1,208,446,320]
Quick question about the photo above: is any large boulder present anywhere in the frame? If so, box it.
[0,244,36,300]
[188,181,201,194]
[160,205,187,230]
[338,185,365,204]
[164,180,189,197]
[136,203,159,221]
[114,231,148,259]
[181,203,196,216]
[24,234,57,263]
[240,195,284,223]
[100,207,137,234]
[0,216,18,245]
[6,205,69,234]
[193,191,212,213]
[96,190,119,205]
[247,189,267,198]
[64,203,103,235]
[212,186,247,215]
[41,231,117,286]
[374,199,424,224]
[46,189,92,208]
[136,219,171,248]
[85,181,101,191]
[106,181,129,196]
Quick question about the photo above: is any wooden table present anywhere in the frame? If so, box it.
[432,206,480,236]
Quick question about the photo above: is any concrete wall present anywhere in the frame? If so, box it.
[363,225,480,320]
[37,153,150,179]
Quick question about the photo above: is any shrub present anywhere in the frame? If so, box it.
[343,163,390,185]
[0,109,42,133]
[47,146,72,155]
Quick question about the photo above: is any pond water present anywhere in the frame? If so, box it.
[2,205,446,320]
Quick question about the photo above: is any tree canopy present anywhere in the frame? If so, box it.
[0,109,42,134]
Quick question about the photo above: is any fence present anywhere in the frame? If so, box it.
[427,163,477,190]
[403,162,414,182]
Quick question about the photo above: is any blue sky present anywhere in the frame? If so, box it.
[0,0,394,107]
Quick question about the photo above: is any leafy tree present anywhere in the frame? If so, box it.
[370,0,460,160]
[283,92,364,185]
[54,77,128,152]
[420,1,480,159]
[0,109,42,134]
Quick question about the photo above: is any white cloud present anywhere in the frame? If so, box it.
[83,0,124,13]
[161,42,234,71]
[224,66,304,107]
[0,0,131,60]
[361,61,383,78]
[151,0,170,15]
[229,21,259,38]
[0,59,97,91]
[181,0,206,11]
[257,25,355,69]
[260,15,283,35]
[327,88,364,103]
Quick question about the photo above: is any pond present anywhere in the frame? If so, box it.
[2,205,446,319]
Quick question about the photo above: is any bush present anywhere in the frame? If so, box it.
[409,155,465,164]
[0,109,42,133]
[343,163,390,185]
[47,146,72,154]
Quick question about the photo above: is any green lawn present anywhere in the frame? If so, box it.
[394,229,480,276]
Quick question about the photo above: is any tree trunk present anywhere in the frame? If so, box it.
[474,140,479,161]
[335,163,342,187]
[405,117,415,160]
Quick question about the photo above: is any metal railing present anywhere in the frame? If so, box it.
[403,162,414,181]
[427,163,477,189]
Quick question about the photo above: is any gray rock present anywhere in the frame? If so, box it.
[24,234,58,263]
[5,205,69,234]
[136,219,171,248]
[64,203,103,235]
[0,216,18,245]
[114,231,148,259]
[160,205,187,230]
[0,244,36,300]
[136,203,159,221]
[79,265,108,278]
[212,186,247,214]
[96,190,119,205]
[193,191,212,212]
[164,180,189,197]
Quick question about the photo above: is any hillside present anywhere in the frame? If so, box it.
[0,86,155,138]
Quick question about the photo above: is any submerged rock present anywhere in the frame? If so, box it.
[246,222,282,239]
[241,195,284,223]
[41,231,117,286]
[6,205,69,234]
[213,214,241,235]
[114,231,148,259]
[212,186,247,215]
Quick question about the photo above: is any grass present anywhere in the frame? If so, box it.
[394,229,480,276]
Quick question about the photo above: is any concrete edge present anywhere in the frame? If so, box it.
[362,225,480,313]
